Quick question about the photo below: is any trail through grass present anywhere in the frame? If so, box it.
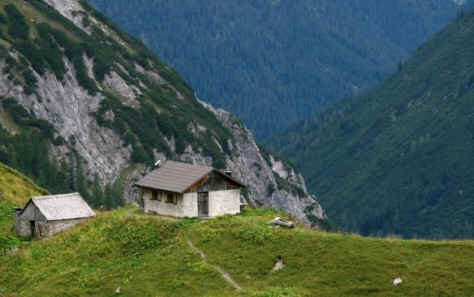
[1,207,473,296]
[186,237,243,291]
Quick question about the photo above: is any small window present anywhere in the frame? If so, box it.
[151,190,158,201]
[166,192,174,204]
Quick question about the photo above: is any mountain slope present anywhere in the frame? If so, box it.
[1,207,474,296]
[0,0,325,226]
[0,162,47,253]
[89,0,472,138]
[269,9,474,239]
[0,162,48,205]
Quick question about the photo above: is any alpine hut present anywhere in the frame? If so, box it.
[135,161,245,218]
[15,193,95,238]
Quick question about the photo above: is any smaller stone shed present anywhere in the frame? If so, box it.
[135,161,245,218]
[15,193,95,238]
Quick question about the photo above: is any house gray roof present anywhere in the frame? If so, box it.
[30,193,95,221]
[135,160,244,193]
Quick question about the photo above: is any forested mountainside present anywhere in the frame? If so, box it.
[0,0,325,227]
[89,0,472,139]
[268,8,474,239]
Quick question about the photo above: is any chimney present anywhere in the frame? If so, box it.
[224,170,232,177]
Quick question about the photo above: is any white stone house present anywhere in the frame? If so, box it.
[135,161,245,218]
[15,193,95,238]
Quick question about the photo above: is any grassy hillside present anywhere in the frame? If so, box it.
[0,162,47,205]
[89,0,472,138]
[0,162,48,254]
[268,8,474,239]
[1,207,473,297]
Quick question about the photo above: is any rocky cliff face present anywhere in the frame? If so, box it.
[196,100,325,226]
[0,0,325,227]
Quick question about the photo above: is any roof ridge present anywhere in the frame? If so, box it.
[32,192,81,200]
[165,160,212,168]
[135,160,244,193]
[29,192,95,221]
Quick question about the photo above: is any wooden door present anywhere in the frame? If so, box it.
[198,192,209,217]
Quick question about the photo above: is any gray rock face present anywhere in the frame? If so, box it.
[196,100,325,227]
[43,0,87,30]
[0,55,133,184]
[0,0,326,227]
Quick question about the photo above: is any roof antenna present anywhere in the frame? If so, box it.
[154,160,161,168]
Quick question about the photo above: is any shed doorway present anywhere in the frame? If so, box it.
[30,221,35,237]
[198,192,209,217]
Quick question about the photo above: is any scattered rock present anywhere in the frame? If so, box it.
[269,217,295,228]
[393,277,403,286]
[271,256,285,272]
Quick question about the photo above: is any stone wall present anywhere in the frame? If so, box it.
[40,219,88,237]
[15,216,88,238]
[208,189,240,217]
[143,189,197,217]
[15,211,32,237]
[16,203,45,237]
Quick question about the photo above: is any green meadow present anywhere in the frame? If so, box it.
[1,202,473,297]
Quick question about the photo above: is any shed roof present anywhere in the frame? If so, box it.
[28,193,95,221]
[135,160,244,193]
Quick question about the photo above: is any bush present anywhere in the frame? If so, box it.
[131,145,152,164]
[36,23,67,80]
[15,40,47,75]
[0,235,21,254]
[274,174,306,197]
[23,70,37,95]
[2,98,54,139]
[4,4,29,40]
[212,155,226,169]
[267,183,275,195]
[0,12,7,24]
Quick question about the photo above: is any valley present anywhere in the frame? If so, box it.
[90,0,473,138]
[0,1,473,295]
[269,7,474,239]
